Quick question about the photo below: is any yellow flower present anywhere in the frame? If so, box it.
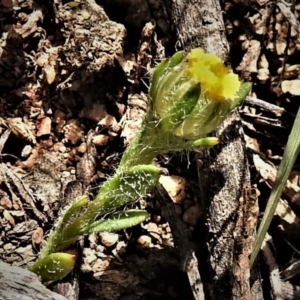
[186,48,240,101]
[149,48,250,140]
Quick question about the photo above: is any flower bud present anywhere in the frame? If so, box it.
[150,48,251,140]
[29,251,77,285]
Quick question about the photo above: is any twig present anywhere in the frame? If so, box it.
[154,183,205,299]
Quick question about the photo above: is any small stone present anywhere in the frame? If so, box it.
[241,40,249,51]
[115,241,126,255]
[162,232,171,240]
[36,116,52,137]
[77,142,87,154]
[96,244,105,255]
[81,261,93,273]
[258,54,269,69]
[137,235,151,247]
[53,142,64,152]
[183,205,202,227]
[281,65,300,79]
[99,232,118,247]
[59,145,67,153]
[153,215,161,223]
[88,232,99,247]
[109,124,121,137]
[21,145,32,158]
[63,119,84,145]
[0,197,12,209]
[32,227,44,247]
[55,120,66,135]
[257,68,270,81]
[147,222,161,241]
[61,171,70,178]
[147,222,158,232]
[282,79,300,95]
[83,248,97,264]
[92,135,109,146]
[98,114,117,127]
[3,243,16,252]
[276,40,287,56]
[108,130,118,138]
[15,245,32,254]
[92,258,110,274]
[159,175,186,203]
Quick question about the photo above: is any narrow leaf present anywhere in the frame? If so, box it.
[250,106,300,267]
[29,251,77,285]
[39,195,89,258]
[60,165,161,241]
[79,209,148,234]
[230,82,252,110]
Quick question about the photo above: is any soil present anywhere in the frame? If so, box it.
[1,0,300,299]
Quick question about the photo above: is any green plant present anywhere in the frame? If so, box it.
[30,48,251,284]
[250,106,300,267]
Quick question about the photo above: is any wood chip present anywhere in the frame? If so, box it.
[3,210,15,227]
[32,227,44,248]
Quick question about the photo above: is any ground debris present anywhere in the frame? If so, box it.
[1,0,300,299]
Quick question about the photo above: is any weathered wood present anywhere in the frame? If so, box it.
[0,261,68,300]
[155,183,205,299]
[160,0,262,299]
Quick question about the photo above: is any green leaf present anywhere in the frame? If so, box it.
[149,59,169,101]
[79,209,148,234]
[29,251,77,285]
[60,165,161,241]
[39,195,89,258]
[150,51,186,117]
[230,82,252,110]
[168,50,185,67]
[94,164,162,210]
[160,82,200,132]
[190,137,219,148]
[250,106,300,267]
[59,195,89,228]
[65,1,80,8]
[174,95,231,140]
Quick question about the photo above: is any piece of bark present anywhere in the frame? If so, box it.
[261,234,300,300]
[160,0,261,299]
[232,187,259,300]
[0,261,68,300]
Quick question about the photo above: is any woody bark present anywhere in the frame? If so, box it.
[160,0,260,299]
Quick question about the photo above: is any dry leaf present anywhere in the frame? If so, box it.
[44,65,56,84]
[6,118,36,144]
[276,199,298,224]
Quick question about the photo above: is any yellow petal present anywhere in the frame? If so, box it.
[187,48,240,101]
